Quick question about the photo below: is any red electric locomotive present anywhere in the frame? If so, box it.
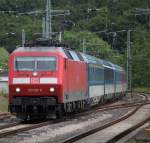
[8,40,127,120]
[9,41,88,120]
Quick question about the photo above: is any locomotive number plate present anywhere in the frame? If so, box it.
[31,78,40,84]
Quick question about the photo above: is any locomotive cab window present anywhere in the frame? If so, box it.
[36,57,56,71]
[15,56,57,71]
[15,57,35,71]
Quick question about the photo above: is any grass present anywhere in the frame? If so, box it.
[127,139,148,143]
[0,92,8,112]
[0,47,9,69]
[133,87,150,94]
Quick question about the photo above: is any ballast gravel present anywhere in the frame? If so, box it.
[0,107,132,143]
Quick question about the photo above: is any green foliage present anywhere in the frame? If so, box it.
[133,87,150,94]
[64,31,111,58]
[0,14,42,52]
[0,92,8,112]
[132,27,150,87]
[0,48,9,70]
[63,31,124,66]
[0,0,149,87]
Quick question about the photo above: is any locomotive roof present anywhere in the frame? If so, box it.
[81,53,103,64]
[12,46,124,72]
[11,38,125,72]
[14,46,65,53]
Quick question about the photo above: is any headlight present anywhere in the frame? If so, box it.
[16,88,21,93]
[49,87,55,92]
[33,72,38,76]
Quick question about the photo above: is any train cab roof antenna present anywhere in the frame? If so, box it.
[22,29,26,47]
[59,32,62,42]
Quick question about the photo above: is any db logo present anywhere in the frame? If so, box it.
[31,78,39,84]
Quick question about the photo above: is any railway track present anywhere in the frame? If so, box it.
[0,119,62,138]
[107,118,150,143]
[61,94,150,143]
[0,113,11,120]
[0,93,149,140]
[0,104,140,139]
[0,113,10,117]
[0,122,20,130]
[76,93,149,117]
[61,106,143,143]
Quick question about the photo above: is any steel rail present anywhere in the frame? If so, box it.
[0,122,20,130]
[0,113,10,116]
[0,119,62,138]
[0,113,10,119]
[0,102,142,139]
[0,102,147,139]
[61,98,149,143]
[0,114,13,122]
[106,116,150,143]
[76,95,149,117]
[0,93,148,139]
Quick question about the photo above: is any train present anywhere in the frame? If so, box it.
[8,40,127,120]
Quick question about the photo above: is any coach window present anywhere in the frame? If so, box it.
[64,49,73,60]
[89,64,104,85]
[105,67,114,83]
[69,51,80,61]
[76,52,84,61]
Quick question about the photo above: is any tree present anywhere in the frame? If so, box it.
[63,30,123,65]
[0,0,149,87]
[0,48,9,70]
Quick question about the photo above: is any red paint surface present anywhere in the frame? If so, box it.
[63,59,87,94]
[9,50,88,104]
[9,51,64,103]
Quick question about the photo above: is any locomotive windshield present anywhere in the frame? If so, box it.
[15,56,56,71]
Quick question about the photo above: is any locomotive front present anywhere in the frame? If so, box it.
[8,47,64,120]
